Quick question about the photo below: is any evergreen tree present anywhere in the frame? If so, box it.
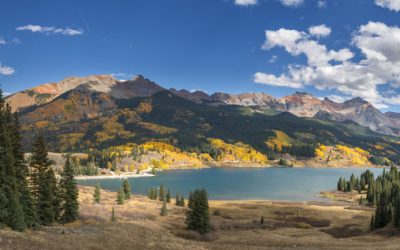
[159,184,165,201]
[117,187,125,205]
[94,183,101,204]
[188,191,194,209]
[179,195,185,207]
[160,202,167,216]
[122,179,131,199]
[151,187,157,200]
[337,177,343,191]
[59,156,79,224]
[48,168,61,221]
[185,188,210,234]
[11,113,36,228]
[0,102,25,231]
[370,215,375,231]
[394,195,400,228]
[111,207,117,222]
[175,193,180,205]
[30,135,56,226]
[166,189,171,203]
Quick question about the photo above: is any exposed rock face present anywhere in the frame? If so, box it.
[6,73,400,136]
[6,74,165,112]
[6,75,117,112]
[209,91,400,136]
[210,92,277,106]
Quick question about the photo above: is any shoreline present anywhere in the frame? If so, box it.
[74,163,385,180]
[75,172,155,180]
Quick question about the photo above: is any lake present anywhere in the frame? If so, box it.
[77,167,384,201]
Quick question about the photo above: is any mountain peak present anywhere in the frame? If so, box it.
[131,74,145,81]
[343,97,368,106]
[293,91,313,96]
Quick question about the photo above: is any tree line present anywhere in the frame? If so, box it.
[0,90,78,231]
[337,167,400,231]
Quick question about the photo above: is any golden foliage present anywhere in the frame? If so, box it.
[95,115,133,142]
[265,130,292,153]
[135,100,152,114]
[138,122,177,135]
[208,138,268,164]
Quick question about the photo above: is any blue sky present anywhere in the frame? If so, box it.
[1,0,400,111]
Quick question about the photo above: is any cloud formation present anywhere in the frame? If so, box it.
[234,0,257,6]
[308,25,331,38]
[279,0,304,7]
[375,0,400,11]
[255,22,400,108]
[317,1,327,8]
[16,25,83,36]
[0,62,15,75]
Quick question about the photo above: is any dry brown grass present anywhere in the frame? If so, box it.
[2,186,400,249]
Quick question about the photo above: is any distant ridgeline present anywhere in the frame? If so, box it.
[4,75,400,168]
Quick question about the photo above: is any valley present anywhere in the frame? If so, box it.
[1,185,399,250]
[6,74,400,173]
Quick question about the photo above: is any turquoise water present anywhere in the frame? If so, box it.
[77,167,384,201]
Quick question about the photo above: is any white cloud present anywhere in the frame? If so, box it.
[3,92,11,97]
[0,38,21,45]
[269,55,278,63]
[16,25,83,36]
[325,95,348,103]
[308,24,331,38]
[254,72,303,88]
[317,0,327,8]
[234,0,257,6]
[0,62,15,75]
[255,22,400,108]
[375,0,400,11]
[279,0,304,7]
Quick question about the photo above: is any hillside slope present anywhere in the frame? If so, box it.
[16,81,400,165]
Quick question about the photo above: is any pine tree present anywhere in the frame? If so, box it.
[117,187,125,205]
[159,184,165,201]
[48,168,61,221]
[166,189,171,203]
[185,188,210,234]
[370,215,375,231]
[151,187,157,200]
[175,193,180,205]
[0,103,25,231]
[30,135,57,226]
[59,156,79,224]
[179,195,185,207]
[11,113,36,228]
[122,179,131,199]
[111,207,117,222]
[337,177,343,191]
[160,202,167,216]
[188,191,194,209]
[394,195,400,229]
[94,183,101,203]
[0,89,8,229]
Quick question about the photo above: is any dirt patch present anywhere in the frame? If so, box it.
[322,224,366,238]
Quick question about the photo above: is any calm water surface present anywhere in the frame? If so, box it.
[77,167,383,201]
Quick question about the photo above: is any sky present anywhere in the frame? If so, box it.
[1,0,400,111]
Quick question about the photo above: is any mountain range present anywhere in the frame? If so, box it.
[7,74,400,136]
[4,74,400,165]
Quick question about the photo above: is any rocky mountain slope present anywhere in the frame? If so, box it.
[4,74,400,166]
[6,74,400,136]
